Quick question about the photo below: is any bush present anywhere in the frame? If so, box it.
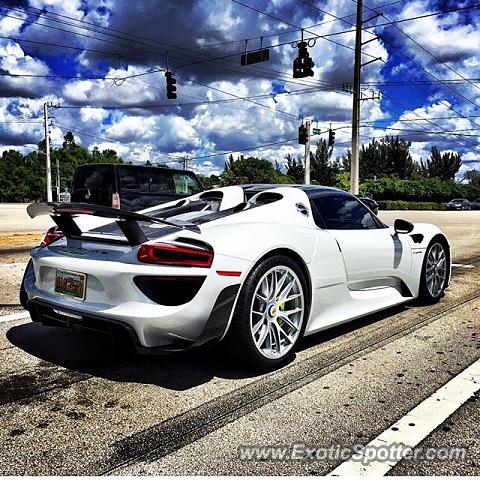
[361,177,480,203]
[377,200,447,210]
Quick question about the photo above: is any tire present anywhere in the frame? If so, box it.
[418,237,450,304]
[19,259,32,311]
[227,255,309,370]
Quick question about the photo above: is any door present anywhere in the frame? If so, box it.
[311,193,412,290]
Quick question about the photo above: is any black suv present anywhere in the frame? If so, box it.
[70,164,204,211]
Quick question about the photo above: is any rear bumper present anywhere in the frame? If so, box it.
[23,250,247,350]
[27,283,240,353]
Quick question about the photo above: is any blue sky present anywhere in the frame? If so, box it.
[0,0,479,177]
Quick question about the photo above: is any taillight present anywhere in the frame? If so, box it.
[112,193,120,209]
[41,226,65,246]
[137,243,214,268]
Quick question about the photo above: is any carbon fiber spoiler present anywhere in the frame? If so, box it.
[27,202,200,246]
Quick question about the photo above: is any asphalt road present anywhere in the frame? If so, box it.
[0,210,479,475]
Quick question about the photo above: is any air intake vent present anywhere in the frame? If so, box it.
[134,276,206,305]
[296,203,309,216]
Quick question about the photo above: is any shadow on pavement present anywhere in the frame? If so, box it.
[6,321,262,393]
[5,299,414,394]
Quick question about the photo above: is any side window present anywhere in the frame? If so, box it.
[118,166,140,193]
[138,168,174,194]
[312,194,379,230]
[173,173,203,195]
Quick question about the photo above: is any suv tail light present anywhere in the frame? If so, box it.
[137,243,214,268]
[112,193,120,209]
[41,226,65,246]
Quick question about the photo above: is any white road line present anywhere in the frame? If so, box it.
[0,311,30,323]
[452,263,475,268]
[328,358,480,476]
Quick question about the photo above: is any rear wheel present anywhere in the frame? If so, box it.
[228,255,308,370]
[418,238,449,303]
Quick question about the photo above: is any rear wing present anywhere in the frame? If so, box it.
[27,202,200,246]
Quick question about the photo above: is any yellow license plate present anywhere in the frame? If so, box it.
[54,269,86,300]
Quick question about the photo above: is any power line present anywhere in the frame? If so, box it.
[300,1,480,33]
[190,138,297,160]
[293,1,480,150]
[360,79,480,86]
[0,7,351,104]
[1,2,297,52]
[0,34,123,56]
[230,0,380,60]
[53,85,324,109]
[300,0,480,117]
[378,92,480,148]
[362,0,480,94]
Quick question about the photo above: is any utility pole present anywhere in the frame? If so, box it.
[351,0,363,195]
[43,102,53,202]
[304,119,311,185]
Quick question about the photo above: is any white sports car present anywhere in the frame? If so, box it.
[21,185,451,369]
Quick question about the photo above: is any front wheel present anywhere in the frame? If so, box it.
[418,238,449,304]
[227,255,309,370]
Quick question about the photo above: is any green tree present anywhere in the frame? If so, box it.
[359,136,414,180]
[464,169,480,186]
[198,174,220,189]
[219,156,290,186]
[420,147,462,181]
[0,131,124,201]
[310,139,339,186]
[284,153,304,183]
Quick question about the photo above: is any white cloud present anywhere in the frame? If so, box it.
[80,107,109,123]
[0,14,26,36]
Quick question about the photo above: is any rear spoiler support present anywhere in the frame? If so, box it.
[27,202,199,246]
[116,219,147,245]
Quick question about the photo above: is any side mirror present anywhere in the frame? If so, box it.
[394,218,414,234]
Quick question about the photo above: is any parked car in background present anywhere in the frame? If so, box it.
[446,198,471,211]
[70,164,204,211]
[356,195,379,215]
[471,198,480,210]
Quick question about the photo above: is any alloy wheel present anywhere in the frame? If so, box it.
[249,266,305,359]
[425,242,447,297]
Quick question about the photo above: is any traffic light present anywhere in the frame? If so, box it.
[293,41,315,78]
[165,71,177,99]
[328,128,335,147]
[298,124,308,145]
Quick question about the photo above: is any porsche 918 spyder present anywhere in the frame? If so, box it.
[21,185,451,369]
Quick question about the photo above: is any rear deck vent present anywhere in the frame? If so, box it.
[252,192,283,205]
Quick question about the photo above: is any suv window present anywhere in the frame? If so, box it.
[173,172,203,195]
[138,167,174,194]
[71,164,114,205]
[312,194,379,230]
[118,166,140,193]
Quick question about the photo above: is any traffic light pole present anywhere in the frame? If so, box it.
[351,0,363,195]
[43,102,53,202]
[304,119,311,185]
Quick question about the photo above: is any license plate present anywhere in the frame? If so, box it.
[55,269,87,300]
